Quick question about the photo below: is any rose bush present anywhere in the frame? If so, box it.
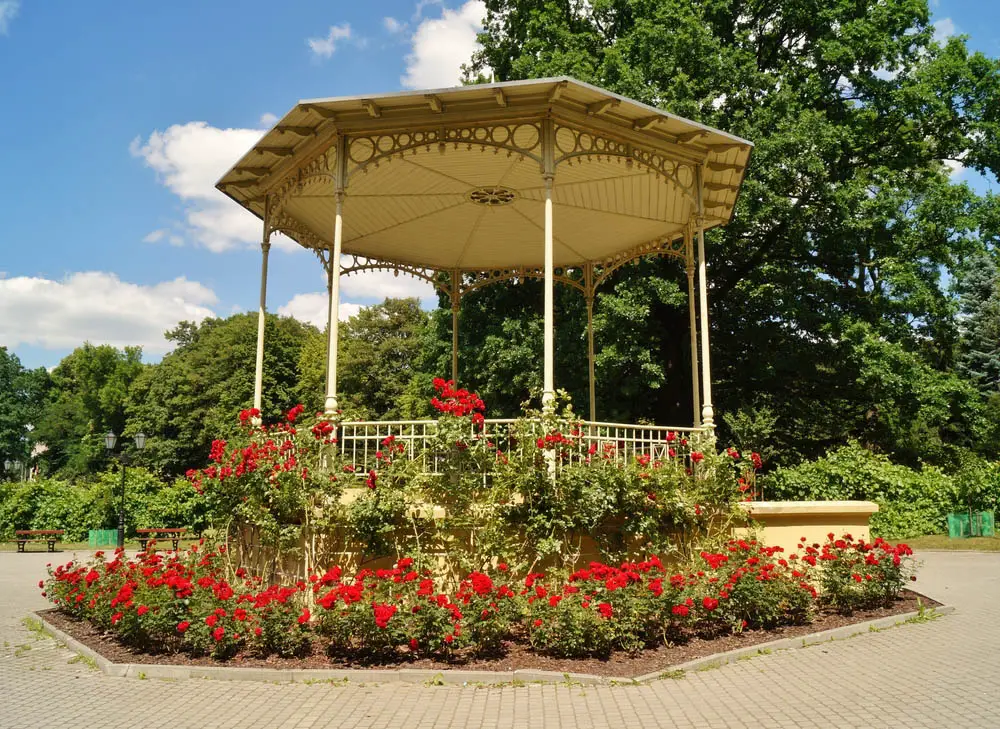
[41,533,918,661]
[805,533,917,613]
[184,382,764,573]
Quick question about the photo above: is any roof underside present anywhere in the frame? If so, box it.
[217,77,753,272]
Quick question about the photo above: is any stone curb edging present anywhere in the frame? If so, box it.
[34,604,954,686]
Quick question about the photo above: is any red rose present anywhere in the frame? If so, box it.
[177,621,190,633]
[597,602,613,619]
[213,627,225,642]
[702,597,719,611]
[533,619,543,628]
[671,604,689,617]
[137,605,149,616]
[298,608,311,625]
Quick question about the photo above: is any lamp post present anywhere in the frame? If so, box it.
[104,431,147,549]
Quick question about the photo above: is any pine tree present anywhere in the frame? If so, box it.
[956,252,1000,395]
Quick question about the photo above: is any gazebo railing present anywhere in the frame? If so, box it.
[335,419,706,475]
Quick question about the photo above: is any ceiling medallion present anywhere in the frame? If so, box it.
[467,186,517,207]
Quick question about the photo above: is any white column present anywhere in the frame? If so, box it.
[324,191,344,416]
[451,270,460,383]
[584,264,596,422]
[695,167,715,429]
[253,211,271,418]
[542,174,555,412]
[542,120,556,413]
[686,228,701,428]
[325,255,334,384]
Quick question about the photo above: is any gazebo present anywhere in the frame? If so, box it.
[216,77,752,457]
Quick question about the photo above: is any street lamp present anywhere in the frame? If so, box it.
[4,459,23,482]
[104,431,147,549]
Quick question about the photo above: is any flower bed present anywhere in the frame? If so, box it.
[40,533,919,666]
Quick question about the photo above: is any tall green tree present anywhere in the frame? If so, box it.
[126,313,314,476]
[297,298,432,419]
[34,344,143,477]
[955,248,1000,395]
[0,348,48,475]
[467,0,1000,464]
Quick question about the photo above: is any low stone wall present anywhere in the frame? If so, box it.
[740,501,879,554]
[232,500,880,580]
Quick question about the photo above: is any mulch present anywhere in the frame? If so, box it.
[40,590,938,679]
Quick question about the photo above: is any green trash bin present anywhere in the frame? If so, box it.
[947,512,971,539]
[971,511,995,538]
[88,529,117,547]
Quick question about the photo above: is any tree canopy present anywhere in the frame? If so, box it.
[462,0,1000,464]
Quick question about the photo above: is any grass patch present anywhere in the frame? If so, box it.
[906,534,1000,551]
[21,616,47,640]
[68,653,98,670]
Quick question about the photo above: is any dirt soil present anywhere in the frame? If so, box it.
[40,590,939,679]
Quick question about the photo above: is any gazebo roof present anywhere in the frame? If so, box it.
[216,77,752,272]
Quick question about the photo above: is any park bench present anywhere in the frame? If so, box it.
[136,528,187,552]
[14,530,64,553]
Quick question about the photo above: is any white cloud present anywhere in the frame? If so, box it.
[0,272,218,353]
[258,112,278,126]
[402,1,485,89]
[131,121,295,253]
[278,293,362,328]
[933,17,956,43]
[0,1,19,35]
[944,158,965,178]
[143,229,167,244]
[307,23,352,59]
[384,16,405,34]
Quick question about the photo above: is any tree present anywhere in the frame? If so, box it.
[33,344,143,478]
[126,313,315,476]
[0,348,48,475]
[467,0,1000,464]
[955,249,1000,395]
[297,298,432,419]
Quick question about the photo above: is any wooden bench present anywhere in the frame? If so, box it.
[136,528,187,552]
[15,530,64,553]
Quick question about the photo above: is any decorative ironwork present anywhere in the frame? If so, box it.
[267,211,329,251]
[467,186,517,207]
[339,255,450,295]
[461,266,586,295]
[345,122,544,178]
[592,233,688,290]
[552,124,697,206]
[267,148,339,219]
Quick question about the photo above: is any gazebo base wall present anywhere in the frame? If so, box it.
[231,502,879,583]
[738,501,880,555]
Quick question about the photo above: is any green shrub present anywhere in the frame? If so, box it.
[764,442,957,538]
[0,468,199,542]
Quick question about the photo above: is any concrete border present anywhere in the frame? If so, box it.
[35,603,953,686]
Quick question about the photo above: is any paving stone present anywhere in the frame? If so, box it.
[0,549,994,728]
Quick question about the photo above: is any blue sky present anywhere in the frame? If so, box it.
[0,0,995,369]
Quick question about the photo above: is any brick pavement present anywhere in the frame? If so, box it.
[0,549,994,728]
